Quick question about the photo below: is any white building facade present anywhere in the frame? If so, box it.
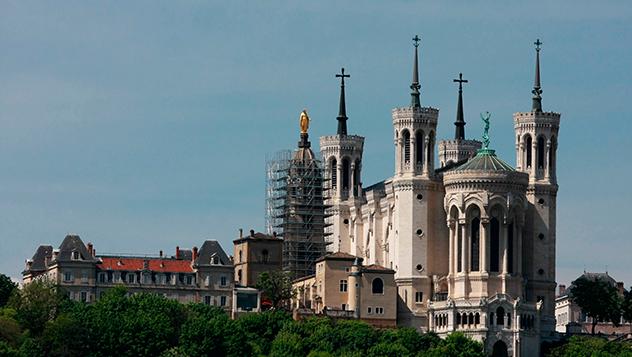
[320,38,560,357]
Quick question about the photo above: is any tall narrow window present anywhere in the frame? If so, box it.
[415,130,424,166]
[402,130,411,163]
[372,278,384,294]
[537,137,545,169]
[490,217,500,272]
[353,159,361,195]
[342,157,350,190]
[526,136,533,167]
[426,132,434,168]
[261,250,269,263]
[549,137,556,174]
[496,306,505,326]
[457,233,462,273]
[330,158,337,189]
[507,223,514,274]
[470,217,480,271]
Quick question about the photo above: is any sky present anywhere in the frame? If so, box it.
[1,1,631,286]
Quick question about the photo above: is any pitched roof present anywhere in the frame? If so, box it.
[316,252,357,262]
[234,232,282,244]
[56,235,97,262]
[363,264,395,274]
[97,257,194,273]
[195,240,231,266]
[27,245,53,272]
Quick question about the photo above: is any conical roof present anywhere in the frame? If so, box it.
[452,148,515,172]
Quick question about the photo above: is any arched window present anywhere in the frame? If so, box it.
[549,136,556,174]
[238,250,242,263]
[342,157,350,190]
[490,217,500,272]
[330,158,337,189]
[525,135,533,168]
[468,312,474,325]
[426,132,435,169]
[507,223,514,274]
[261,249,269,263]
[475,313,480,325]
[402,130,411,163]
[353,158,361,196]
[471,217,480,271]
[537,136,545,169]
[372,278,384,294]
[456,313,461,325]
[496,306,505,326]
[415,130,424,166]
[457,231,463,273]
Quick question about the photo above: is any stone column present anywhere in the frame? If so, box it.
[396,138,402,175]
[544,139,551,180]
[461,221,468,274]
[480,218,489,274]
[336,163,343,198]
[501,221,508,275]
[350,162,356,198]
[448,220,455,276]
[516,224,523,275]
[531,143,537,178]
[424,135,430,176]
[516,137,522,170]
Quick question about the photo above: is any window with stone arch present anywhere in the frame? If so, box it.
[469,205,481,272]
[449,206,462,273]
[507,221,514,274]
[341,157,350,190]
[402,129,411,163]
[415,129,424,166]
[525,134,533,168]
[372,277,384,294]
[353,158,361,195]
[549,135,557,174]
[490,214,501,273]
[426,131,435,169]
[330,157,337,189]
[537,136,546,169]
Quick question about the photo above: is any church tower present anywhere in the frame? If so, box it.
[391,35,448,327]
[320,68,365,253]
[438,73,482,167]
[513,39,560,336]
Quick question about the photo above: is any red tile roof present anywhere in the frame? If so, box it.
[363,264,395,273]
[97,257,194,273]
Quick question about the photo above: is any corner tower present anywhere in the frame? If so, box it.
[320,68,365,253]
[438,73,482,167]
[513,39,560,336]
[392,35,447,328]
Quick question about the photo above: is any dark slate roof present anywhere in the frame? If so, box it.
[195,240,231,266]
[56,235,96,262]
[576,272,617,286]
[450,149,515,172]
[28,245,53,271]
[234,232,282,244]
[316,252,357,262]
[179,249,193,261]
[363,264,396,274]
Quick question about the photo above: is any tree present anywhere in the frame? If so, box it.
[0,274,17,308]
[421,332,485,357]
[256,271,296,310]
[622,287,632,328]
[8,280,68,336]
[569,276,622,334]
[547,335,632,357]
[235,310,292,355]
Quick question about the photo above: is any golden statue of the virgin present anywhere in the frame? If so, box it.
[299,109,310,134]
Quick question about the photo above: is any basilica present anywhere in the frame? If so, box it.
[319,37,560,356]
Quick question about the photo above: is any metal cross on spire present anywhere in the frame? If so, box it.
[534,39,542,52]
[336,67,351,136]
[453,73,469,140]
[532,38,543,112]
[410,35,422,108]
[412,35,421,48]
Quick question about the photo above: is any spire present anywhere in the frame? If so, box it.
[335,67,350,136]
[453,73,468,140]
[532,39,543,112]
[410,35,421,108]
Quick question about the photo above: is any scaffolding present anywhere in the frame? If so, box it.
[265,148,331,279]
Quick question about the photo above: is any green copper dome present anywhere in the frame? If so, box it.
[453,148,515,172]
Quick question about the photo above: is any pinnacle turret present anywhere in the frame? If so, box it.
[453,73,468,140]
[532,39,543,112]
[335,67,350,136]
[410,35,421,108]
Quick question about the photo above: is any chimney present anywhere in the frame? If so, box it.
[52,249,59,261]
[239,228,243,238]
[617,282,624,295]
[176,246,180,259]
[250,229,255,237]
[87,242,94,256]
[192,246,198,261]
[558,284,566,296]
[273,231,277,238]
[159,250,163,258]
[26,259,33,270]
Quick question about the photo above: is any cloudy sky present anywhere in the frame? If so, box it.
[1,1,631,286]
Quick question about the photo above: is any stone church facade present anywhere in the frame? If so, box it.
[320,37,559,356]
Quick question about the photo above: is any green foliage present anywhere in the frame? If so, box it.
[623,287,632,324]
[0,274,17,308]
[367,341,410,357]
[236,310,292,355]
[256,271,296,310]
[569,276,622,334]
[8,280,68,336]
[0,314,22,348]
[547,336,632,357]
[269,331,304,357]
[0,340,20,357]
[421,332,486,357]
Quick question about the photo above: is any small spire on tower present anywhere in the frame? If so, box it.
[410,35,421,108]
[532,39,543,112]
[453,73,468,140]
[335,67,350,136]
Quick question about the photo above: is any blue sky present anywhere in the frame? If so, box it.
[1,1,631,286]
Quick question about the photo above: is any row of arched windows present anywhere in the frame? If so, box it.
[520,314,535,330]
[455,312,481,329]
[490,306,511,328]
[434,313,449,329]
[399,129,434,169]
[522,134,557,173]
[329,157,361,194]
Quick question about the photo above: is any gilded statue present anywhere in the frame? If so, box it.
[299,109,310,134]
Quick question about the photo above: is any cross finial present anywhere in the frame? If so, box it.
[412,35,421,48]
[453,72,468,91]
[534,39,542,52]
[336,67,350,86]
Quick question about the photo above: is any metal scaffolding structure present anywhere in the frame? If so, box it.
[265,148,331,279]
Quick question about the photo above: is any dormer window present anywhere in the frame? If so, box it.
[210,254,219,265]
[72,251,80,260]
